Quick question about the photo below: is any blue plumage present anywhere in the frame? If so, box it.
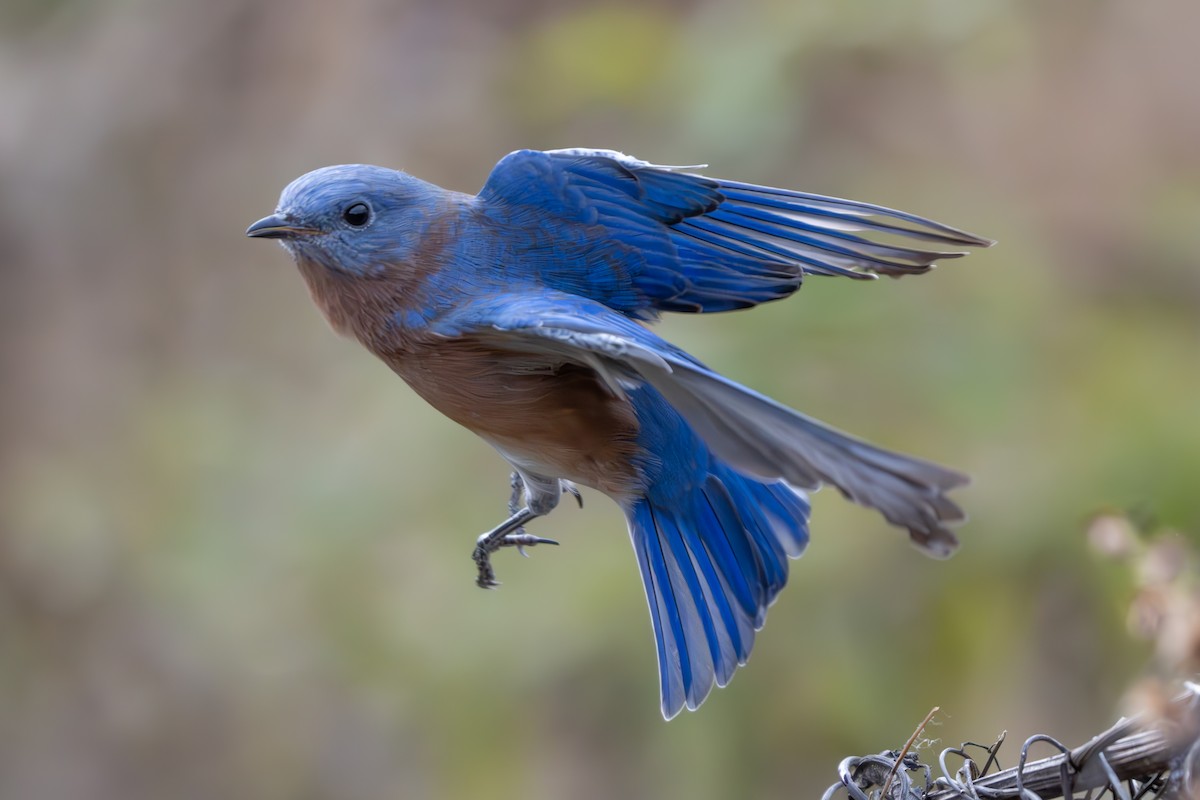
[247,148,991,718]
[625,385,811,715]
[479,149,990,317]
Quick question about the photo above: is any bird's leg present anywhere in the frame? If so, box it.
[506,472,545,558]
[506,472,583,557]
[473,472,576,588]
[507,471,526,531]
[472,508,555,589]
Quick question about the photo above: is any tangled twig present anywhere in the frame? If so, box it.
[822,684,1200,800]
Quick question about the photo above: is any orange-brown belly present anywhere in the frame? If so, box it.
[384,336,643,497]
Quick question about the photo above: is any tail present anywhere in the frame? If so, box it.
[626,461,810,719]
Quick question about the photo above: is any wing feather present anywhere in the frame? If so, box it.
[477,149,991,318]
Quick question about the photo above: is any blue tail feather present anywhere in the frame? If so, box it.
[629,523,682,714]
[693,483,762,621]
[745,473,811,558]
[627,461,811,719]
[652,505,721,705]
[716,474,790,605]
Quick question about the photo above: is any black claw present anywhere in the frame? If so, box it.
[514,532,559,558]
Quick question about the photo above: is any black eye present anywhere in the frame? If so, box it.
[342,202,371,227]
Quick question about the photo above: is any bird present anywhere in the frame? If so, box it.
[247,148,992,719]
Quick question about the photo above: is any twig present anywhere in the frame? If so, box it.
[881,706,940,799]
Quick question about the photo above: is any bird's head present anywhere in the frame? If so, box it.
[246,164,449,277]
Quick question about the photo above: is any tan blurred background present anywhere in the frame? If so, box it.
[2,1,1199,798]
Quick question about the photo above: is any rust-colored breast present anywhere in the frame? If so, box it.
[386,335,643,498]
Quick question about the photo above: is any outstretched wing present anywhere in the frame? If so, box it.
[435,290,967,557]
[477,148,992,319]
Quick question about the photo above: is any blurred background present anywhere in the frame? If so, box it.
[2,0,1198,798]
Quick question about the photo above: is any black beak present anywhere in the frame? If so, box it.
[246,214,317,240]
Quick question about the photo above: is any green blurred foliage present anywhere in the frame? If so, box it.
[1,0,1197,798]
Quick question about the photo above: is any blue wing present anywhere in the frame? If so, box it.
[435,290,966,557]
[476,148,993,319]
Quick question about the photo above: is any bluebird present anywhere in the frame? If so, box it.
[247,148,991,718]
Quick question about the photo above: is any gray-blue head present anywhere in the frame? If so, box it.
[247,164,448,277]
